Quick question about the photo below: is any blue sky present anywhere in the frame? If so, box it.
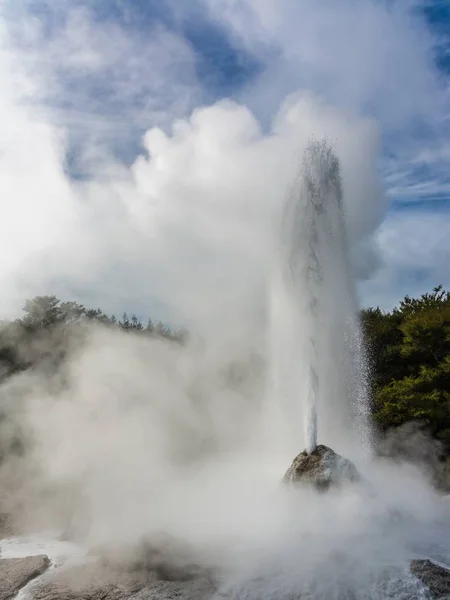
[0,0,450,321]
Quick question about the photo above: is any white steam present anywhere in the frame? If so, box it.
[0,3,448,599]
[1,322,449,599]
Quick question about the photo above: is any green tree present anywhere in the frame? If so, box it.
[364,286,450,454]
[360,307,404,387]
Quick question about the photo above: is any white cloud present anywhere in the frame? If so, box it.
[383,143,450,202]
[0,53,382,337]
[1,3,201,160]
[359,209,450,309]
[203,0,450,202]
[0,0,448,327]
[201,0,450,304]
[205,0,445,122]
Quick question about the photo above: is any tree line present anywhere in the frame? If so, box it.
[0,295,185,380]
[361,285,450,459]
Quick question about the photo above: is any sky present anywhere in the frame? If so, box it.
[0,0,449,325]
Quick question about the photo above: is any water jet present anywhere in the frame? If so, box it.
[271,139,372,466]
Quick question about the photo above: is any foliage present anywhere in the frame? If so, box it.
[16,296,183,339]
[361,285,450,454]
[0,295,185,382]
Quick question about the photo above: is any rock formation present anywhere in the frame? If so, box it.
[410,559,450,599]
[27,535,217,600]
[0,555,50,600]
[31,562,216,600]
[282,444,360,491]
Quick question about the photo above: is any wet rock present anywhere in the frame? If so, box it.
[31,562,216,600]
[282,444,360,491]
[31,534,217,600]
[0,555,50,600]
[410,559,450,599]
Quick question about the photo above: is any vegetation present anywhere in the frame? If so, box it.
[0,295,185,382]
[361,285,450,456]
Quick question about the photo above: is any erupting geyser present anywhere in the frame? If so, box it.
[270,139,372,460]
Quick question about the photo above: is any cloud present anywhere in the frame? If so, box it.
[359,208,450,309]
[204,0,445,121]
[383,143,450,203]
[0,0,448,325]
[200,0,450,301]
[0,48,382,334]
[202,0,450,203]
[1,2,200,164]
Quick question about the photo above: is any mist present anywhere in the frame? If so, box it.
[0,141,448,598]
[0,1,448,599]
[0,315,448,599]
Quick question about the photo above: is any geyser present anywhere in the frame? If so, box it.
[0,138,450,600]
[270,139,372,458]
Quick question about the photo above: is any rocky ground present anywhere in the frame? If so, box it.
[1,551,450,600]
[0,555,50,600]
[0,546,217,600]
[31,562,216,600]
[0,447,449,599]
[0,529,219,600]
[410,560,450,599]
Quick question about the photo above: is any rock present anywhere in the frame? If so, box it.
[282,444,360,491]
[410,559,450,599]
[30,562,216,600]
[31,564,149,600]
[0,555,50,600]
[30,534,217,600]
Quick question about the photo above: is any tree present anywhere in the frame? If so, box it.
[19,296,65,330]
[362,286,450,454]
[360,306,404,387]
[119,313,144,331]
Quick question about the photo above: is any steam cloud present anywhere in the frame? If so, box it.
[0,2,449,599]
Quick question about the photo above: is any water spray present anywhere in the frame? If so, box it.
[277,139,358,455]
